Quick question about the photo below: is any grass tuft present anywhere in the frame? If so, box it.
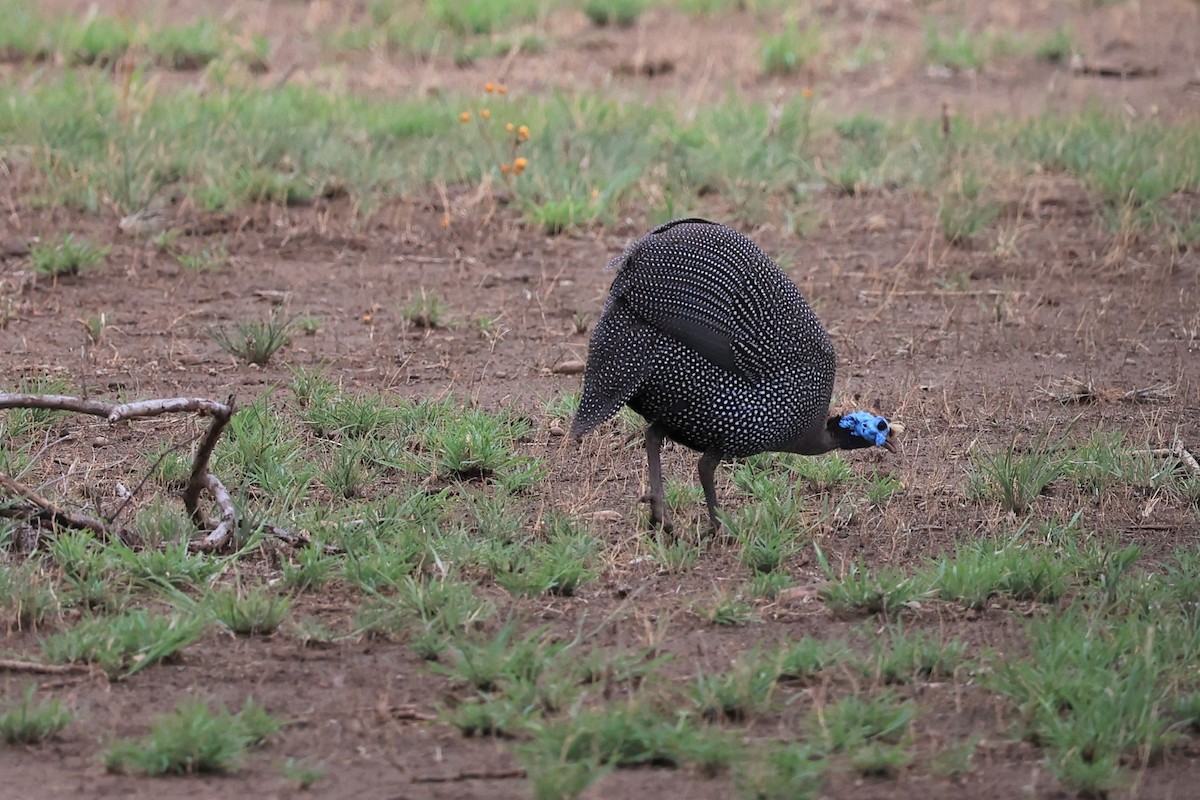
[212,308,295,366]
[40,609,207,679]
[0,685,74,745]
[207,584,292,635]
[105,698,280,775]
[28,234,109,278]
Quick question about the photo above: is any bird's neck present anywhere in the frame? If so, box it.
[780,416,861,455]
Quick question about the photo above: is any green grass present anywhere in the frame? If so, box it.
[867,625,967,685]
[2,72,1197,243]
[105,698,280,775]
[585,0,648,27]
[415,408,545,489]
[988,606,1189,793]
[966,440,1065,515]
[814,690,916,754]
[28,234,109,278]
[51,529,132,612]
[0,685,74,745]
[927,534,1073,609]
[281,544,338,592]
[40,609,208,679]
[148,20,225,70]
[0,558,61,630]
[734,741,825,800]
[777,638,844,684]
[939,168,1001,244]
[207,584,292,635]
[212,309,296,366]
[923,22,985,71]
[431,621,567,692]
[113,536,222,586]
[281,757,326,789]
[490,515,599,597]
[1034,26,1073,63]
[689,655,779,722]
[693,592,758,626]
[402,289,451,329]
[817,554,928,617]
[922,21,1020,73]
[0,5,251,70]
[521,702,739,773]
[760,22,823,76]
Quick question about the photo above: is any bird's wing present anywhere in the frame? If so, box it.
[570,307,658,438]
[608,221,784,383]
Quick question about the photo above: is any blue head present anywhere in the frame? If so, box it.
[832,411,896,451]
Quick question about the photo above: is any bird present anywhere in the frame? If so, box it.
[571,218,898,533]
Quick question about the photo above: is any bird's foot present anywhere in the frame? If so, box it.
[649,509,674,533]
[642,494,674,533]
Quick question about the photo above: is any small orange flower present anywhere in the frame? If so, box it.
[514,156,528,173]
[517,124,530,141]
[504,122,515,132]
[801,87,814,99]
[496,84,508,95]
[459,111,471,123]
[480,108,490,119]
[500,163,511,174]
[485,82,496,93]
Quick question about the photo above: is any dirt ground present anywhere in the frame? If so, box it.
[2,1,1199,799]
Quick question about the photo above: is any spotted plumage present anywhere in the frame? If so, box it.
[571,218,896,532]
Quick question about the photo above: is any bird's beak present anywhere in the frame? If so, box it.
[883,420,904,452]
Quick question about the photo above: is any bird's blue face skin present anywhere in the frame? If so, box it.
[839,411,891,447]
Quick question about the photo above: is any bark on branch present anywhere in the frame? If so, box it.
[0,392,236,549]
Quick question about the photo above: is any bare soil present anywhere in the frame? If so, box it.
[1,1,1199,799]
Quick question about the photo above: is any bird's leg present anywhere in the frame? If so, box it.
[697,450,723,534]
[644,426,673,533]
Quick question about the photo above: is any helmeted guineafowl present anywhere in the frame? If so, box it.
[571,218,898,533]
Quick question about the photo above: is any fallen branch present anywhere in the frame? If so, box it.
[262,524,344,554]
[0,658,92,675]
[193,472,237,552]
[1152,441,1200,477]
[1071,57,1161,79]
[389,704,438,722]
[0,392,236,547]
[858,288,1014,298]
[0,473,131,543]
[413,768,526,783]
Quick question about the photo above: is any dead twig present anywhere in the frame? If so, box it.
[1070,56,1161,79]
[0,392,236,547]
[858,288,1014,298]
[0,658,91,674]
[1123,383,1175,404]
[1152,441,1200,477]
[193,472,237,551]
[413,768,526,784]
[390,704,438,722]
[1038,378,1175,406]
[0,473,131,543]
[181,395,235,527]
[262,524,344,554]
